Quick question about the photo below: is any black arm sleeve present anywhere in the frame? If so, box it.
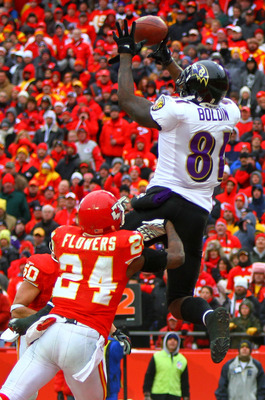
[141,247,167,273]
[9,302,54,335]
[215,360,231,400]
[181,364,190,398]
[253,359,265,400]
[143,356,156,393]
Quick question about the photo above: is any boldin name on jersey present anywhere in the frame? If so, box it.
[197,107,229,121]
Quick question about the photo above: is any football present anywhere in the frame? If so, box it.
[134,16,168,46]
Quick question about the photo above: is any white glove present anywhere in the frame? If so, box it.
[137,219,167,241]
[0,327,19,342]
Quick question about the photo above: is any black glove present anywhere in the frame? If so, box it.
[181,329,188,336]
[108,20,146,65]
[9,303,53,336]
[147,35,172,66]
[57,391,64,400]
[112,328,132,355]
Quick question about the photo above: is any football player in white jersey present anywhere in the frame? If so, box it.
[113,20,241,364]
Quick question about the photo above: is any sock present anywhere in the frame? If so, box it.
[180,297,212,325]
[202,309,213,326]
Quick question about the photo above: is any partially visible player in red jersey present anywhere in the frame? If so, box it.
[10,254,59,354]
[0,190,184,400]
[1,253,60,400]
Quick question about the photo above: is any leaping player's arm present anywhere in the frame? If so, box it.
[126,221,185,278]
[165,58,183,82]
[118,54,159,129]
[11,281,40,318]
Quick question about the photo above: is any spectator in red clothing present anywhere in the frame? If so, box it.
[16,97,43,137]
[211,257,233,304]
[125,136,157,171]
[13,146,38,182]
[215,176,238,205]
[33,158,61,194]
[41,185,57,208]
[0,142,10,168]
[52,22,68,63]
[19,64,36,91]
[249,262,265,303]
[128,165,142,197]
[63,3,79,27]
[242,170,265,199]
[194,261,220,298]
[99,105,129,166]
[234,152,261,190]
[204,240,226,274]
[24,30,55,60]
[57,179,70,198]
[50,140,66,164]
[82,88,102,122]
[68,107,99,143]
[138,179,149,194]
[128,153,153,182]
[0,283,10,343]
[221,203,238,234]
[94,69,113,93]
[203,217,242,257]
[71,80,84,99]
[138,271,157,295]
[103,158,124,198]
[70,171,83,194]
[24,178,42,212]
[54,192,78,226]
[155,313,186,349]
[228,25,247,51]
[77,12,96,44]
[227,248,253,292]
[64,28,92,69]
[25,203,42,234]
[21,0,45,24]
[124,4,138,27]
[76,125,104,171]
[224,276,260,319]
[72,59,92,89]
[6,257,27,304]
[236,106,253,137]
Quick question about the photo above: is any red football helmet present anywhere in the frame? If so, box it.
[78,190,125,235]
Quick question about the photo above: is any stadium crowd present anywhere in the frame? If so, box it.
[0,0,265,353]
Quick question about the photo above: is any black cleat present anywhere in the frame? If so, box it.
[206,307,230,363]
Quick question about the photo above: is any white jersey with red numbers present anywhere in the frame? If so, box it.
[149,96,240,212]
[51,225,144,341]
[23,253,59,312]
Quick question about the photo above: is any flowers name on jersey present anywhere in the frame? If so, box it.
[152,96,165,111]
